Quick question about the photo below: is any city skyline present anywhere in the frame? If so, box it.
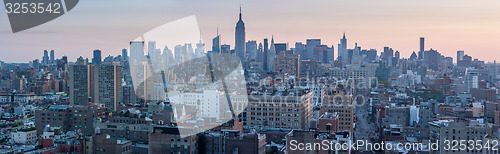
[1,0,500,63]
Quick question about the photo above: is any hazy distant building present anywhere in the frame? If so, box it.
[221,44,231,54]
[129,41,145,62]
[424,49,441,71]
[212,35,221,53]
[49,50,55,64]
[43,50,49,64]
[267,37,276,71]
[419,37,425,60]
[274,43,289,54]
[263,38,269,71]
[306,39,321,60]
[246,41,257,61]
[457,50,464,63]
[93,49,102,65]
[466,68,480,93]
[122,49,128,62]
[338,33,348,66]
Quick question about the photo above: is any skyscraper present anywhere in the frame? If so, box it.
[351,43,361,66]
[306,39,321,60]
[94,58,122,111]
[50,50,55,64]
[424,49,441,71]
[246,40,257,61]
[465,68,479,93]
[195,40,205,57]
[419,37,425,60]
[69,57,89,106]
[457,50,464,63]
[212,34,221,53]
[93,49,102,65]
[122,49,128,62]
[267,36,276,71]
[43,50,49,64]
[130,41,145,62]
[263,38,269,71]
[235,6,246,62]
[338,33,348,66]
[221,44,231,53]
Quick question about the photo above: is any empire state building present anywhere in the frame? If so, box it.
[235,6,246,63]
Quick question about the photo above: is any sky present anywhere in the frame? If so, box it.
[1,0,500,63]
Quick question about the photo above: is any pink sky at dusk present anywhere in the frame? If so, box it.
[0,0,499,63]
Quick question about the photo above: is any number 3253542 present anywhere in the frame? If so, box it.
[5,3,62,14]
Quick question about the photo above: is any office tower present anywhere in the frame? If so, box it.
[457,50,464,63]
[400,59,408,74]
[306,39,321,60]
[195,40,205,57]
[351,43,361,65]
[383,47,394,60]
[495,61,498,77]
[235,6,246,62]
[419,37,424,60]
[410,51,418,60]
[212,34,221,53]
[221,44,231,53]
[130,41,145,62]
[186,43,194,58]
[338,33,348,65]
[274,43,288,54]
[313,45,328,63]
[43,50,49,64]
[294,42,305,56]
[366,49,377,61]
[246,40,257,61]
[122,49,128,62]
[49,50,54,64]
[174,45,187,62]
[93,59,122,111]
[465,68,479,93]
[69,57,89,106]
[93,49,102,65]
[148,41,156,56]
[257,43,263,62]
[424,49,441,71]
[263,38,269,71]
[267,37,276,71]
[273,52,300,77]
[326,45,335,63]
